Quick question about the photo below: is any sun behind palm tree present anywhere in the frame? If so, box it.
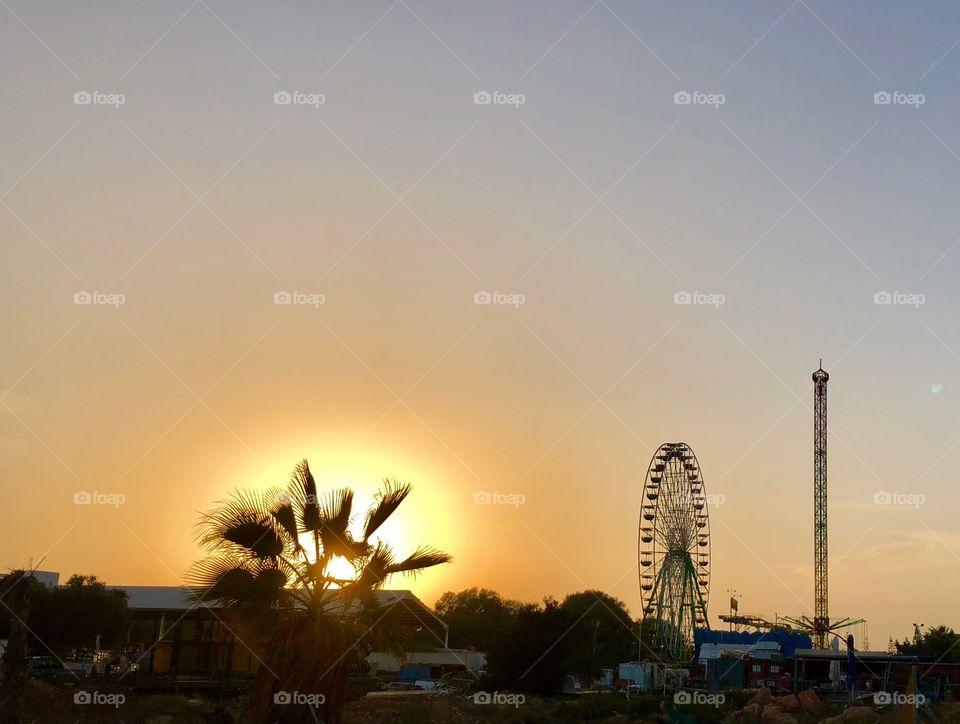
[188,459,451,724]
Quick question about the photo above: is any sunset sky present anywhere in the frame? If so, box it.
[3,1,960,648]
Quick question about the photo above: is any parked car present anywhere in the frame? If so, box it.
[27,657,76,684]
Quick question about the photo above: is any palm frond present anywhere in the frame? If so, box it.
[196,488,288,559]
[290,459,321,532]
[267,487,301,553]
[224,517,285,558]
[186,555,257,603]
[384,546,452,577]
[362,478,412,540]
[354,541,395,590]
[318,488,355,559]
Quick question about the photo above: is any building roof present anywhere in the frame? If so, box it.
[112,585,442,628]
[30,571,60,587]
[110,585,206,610]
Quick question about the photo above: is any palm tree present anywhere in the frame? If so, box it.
[188,459,451,724]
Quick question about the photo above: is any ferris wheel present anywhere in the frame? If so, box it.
[639,442,711,660]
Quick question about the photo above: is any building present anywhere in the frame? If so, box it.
[367,649,486,679]
[116,585,449,678]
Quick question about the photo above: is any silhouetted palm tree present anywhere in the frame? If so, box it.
[188,459,450,724]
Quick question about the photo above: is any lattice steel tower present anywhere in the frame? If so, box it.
[812,362,829,648]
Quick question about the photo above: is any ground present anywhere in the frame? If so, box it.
[10,683,960,723]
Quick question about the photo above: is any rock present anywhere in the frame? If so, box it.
[743,702,762,717]
[778,693,800,711]
[797,689,821,714]
[840,705,877,723]
[761,704,782,719]
[751,687,773,706]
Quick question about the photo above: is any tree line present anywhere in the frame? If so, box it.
[435,587,668,695]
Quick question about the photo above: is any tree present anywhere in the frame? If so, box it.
[0,571,43,724]
[434,588,520,651]
[485,597,576,696]
[559,590,636,677]
[896,625,960,663]
[188,459,451,724]
[28,575,129,656]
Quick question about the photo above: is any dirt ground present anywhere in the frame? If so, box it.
[13,682,960,724]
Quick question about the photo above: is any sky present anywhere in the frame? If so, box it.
[3,0,960,648]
